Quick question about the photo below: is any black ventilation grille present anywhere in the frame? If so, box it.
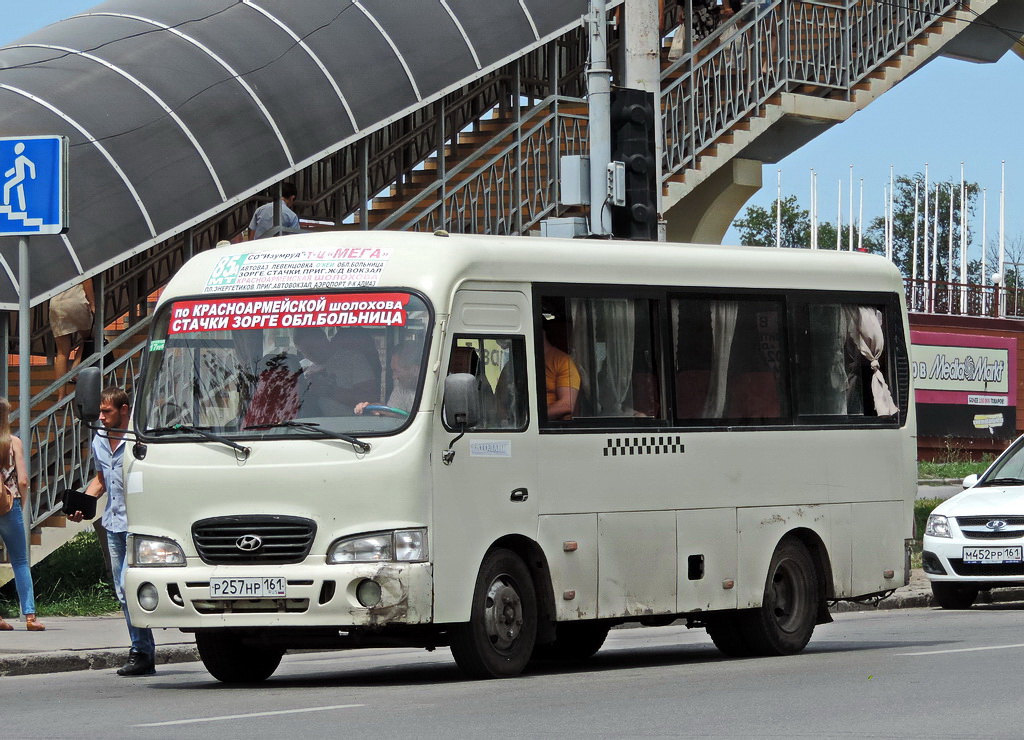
[192,515,316,565]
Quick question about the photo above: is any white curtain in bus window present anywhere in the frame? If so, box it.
[566,297,660,418]
[671,298,787,422]
[796,304,897,418]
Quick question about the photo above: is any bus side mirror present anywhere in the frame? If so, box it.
[74,367,102,423]
[444,373,479,428]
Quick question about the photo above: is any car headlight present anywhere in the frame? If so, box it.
[328,529,428,563]
[925,514,952,538]
[130,535,186,566]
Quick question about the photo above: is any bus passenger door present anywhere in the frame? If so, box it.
[431,290,538,625]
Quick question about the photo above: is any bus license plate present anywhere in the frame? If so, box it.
[209,577,287,599]
[962,546,1023,564]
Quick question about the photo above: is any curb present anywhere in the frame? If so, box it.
[831,586,1024,614]
[0,644,198,678]
[917,478,965,486]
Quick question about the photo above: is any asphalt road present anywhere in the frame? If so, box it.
[5,605,1024,739]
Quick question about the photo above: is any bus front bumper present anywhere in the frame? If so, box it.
[125,560,433,629]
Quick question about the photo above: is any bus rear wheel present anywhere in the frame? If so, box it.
[450,548,537,679]
[195,630,283,683]
[742,536,820,656]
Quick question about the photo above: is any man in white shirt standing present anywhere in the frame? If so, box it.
[248,182,300,239]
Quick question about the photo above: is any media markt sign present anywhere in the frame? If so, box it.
[0,135,68,236]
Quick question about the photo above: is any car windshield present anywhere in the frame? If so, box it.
[981,440,1024,486]
[136,291,431,439]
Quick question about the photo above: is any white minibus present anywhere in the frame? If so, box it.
[80,230,915,682]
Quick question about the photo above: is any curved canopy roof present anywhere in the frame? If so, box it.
[0,0,592,308]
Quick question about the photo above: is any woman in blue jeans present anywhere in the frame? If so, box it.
[0,397,44,631]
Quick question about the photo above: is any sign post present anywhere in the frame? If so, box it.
[1,135,68,614]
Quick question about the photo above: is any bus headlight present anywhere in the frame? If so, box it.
[328,529,428,563]
[131,535,186,566]
[925,514,952,538]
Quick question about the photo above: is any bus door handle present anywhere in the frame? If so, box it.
[510,488,529,503]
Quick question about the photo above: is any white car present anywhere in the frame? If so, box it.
[923,441,1024,609]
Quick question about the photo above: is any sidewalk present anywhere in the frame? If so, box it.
[0,615,196,678]
[3,570,1023,678]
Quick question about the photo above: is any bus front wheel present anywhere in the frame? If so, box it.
[742,536,820,656]
[195,630,284,683]
[450,548,537,679]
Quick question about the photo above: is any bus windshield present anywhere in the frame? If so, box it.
[136,290,431,438]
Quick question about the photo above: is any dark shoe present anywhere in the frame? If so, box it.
[117,649,156,677]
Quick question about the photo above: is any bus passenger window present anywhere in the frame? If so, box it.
[672,297,788,424]
[794,303,898,418]
[538,296,662,423]
[444,337,527,432]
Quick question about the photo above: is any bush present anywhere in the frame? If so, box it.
[0,530,118,617]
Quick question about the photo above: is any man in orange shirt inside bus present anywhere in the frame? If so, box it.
[543,324,580,420]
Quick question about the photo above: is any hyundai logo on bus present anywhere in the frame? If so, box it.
[235,534,263,551]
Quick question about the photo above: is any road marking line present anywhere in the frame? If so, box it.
[899,643,1024,656]
[134,704,364,727]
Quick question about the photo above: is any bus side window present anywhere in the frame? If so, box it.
[539,295,663,422]
[672,297,788,424]
[794,303,898,419]
[444,337,528,432]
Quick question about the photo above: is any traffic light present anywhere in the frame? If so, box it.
[610,88,657,241]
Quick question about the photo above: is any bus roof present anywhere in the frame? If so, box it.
[160,230,906,306]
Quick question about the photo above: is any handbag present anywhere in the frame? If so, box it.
[0,453,16,517]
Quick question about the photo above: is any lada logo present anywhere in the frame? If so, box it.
[986,520,1008,530]
[235,534,263,551]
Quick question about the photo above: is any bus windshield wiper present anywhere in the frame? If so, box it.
[247,420,371,453]
[980,477,1024,487]
[146,424,251,457]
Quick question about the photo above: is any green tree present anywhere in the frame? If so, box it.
[866,175,978,281]
[734,195,809,248]
[734,194,877,251]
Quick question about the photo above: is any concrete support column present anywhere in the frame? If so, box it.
[664,158,762,244]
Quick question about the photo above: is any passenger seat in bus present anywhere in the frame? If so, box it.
[243,351,303,428]
[449,346,495,426]
[725,371,780,419]
[675,370,710,418]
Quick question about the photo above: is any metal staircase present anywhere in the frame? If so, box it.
[2,0,1008,582]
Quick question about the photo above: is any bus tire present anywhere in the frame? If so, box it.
[705,612,754,658]
[742,536,820,656]
[536,621,610,661]
[450,548,537,679]
[195,630,283,683]
[931,581,979,609]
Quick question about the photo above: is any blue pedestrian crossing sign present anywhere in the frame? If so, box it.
[0,135,68,236]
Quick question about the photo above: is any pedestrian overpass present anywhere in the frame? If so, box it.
[0,0,1019,576]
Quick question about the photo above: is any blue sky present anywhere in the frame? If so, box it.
[4,3,1021,262]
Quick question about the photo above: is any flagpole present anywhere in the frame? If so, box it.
[912,180,919,306]
[775,169,781,248]
[858,178,864,253]
[848,165,854,251]
[923,164,930,309]
[999,160,1006,316]
[836,180,842,250]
